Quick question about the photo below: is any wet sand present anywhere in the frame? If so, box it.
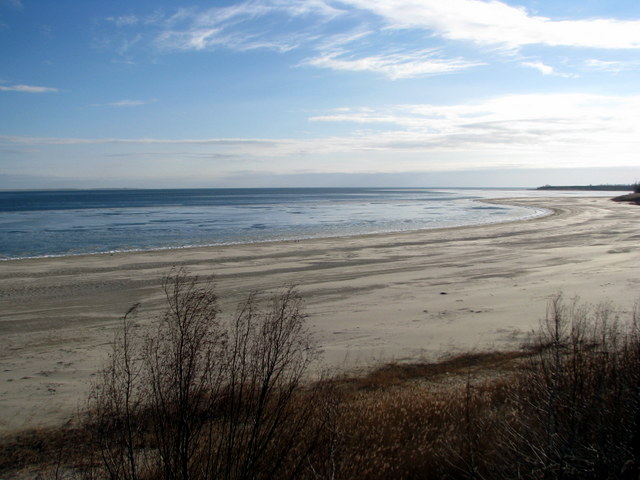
[1,196,638,433]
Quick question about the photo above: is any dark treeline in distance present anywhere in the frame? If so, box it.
[537,184,636,191]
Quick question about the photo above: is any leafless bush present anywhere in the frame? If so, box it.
[299,295,640,480]
[202,286,320,480]
[494,294,640,479]
[89,303,146,480]
[86,269,322,480]
[11,289,640,480]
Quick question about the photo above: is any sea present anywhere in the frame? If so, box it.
[0,187,609,260]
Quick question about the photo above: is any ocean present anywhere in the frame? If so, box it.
[0,187,588,260]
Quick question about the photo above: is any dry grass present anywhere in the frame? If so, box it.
[0,425,93,479]
[340,350,527,390]
[612,192,640,204]
[3,291,640,480]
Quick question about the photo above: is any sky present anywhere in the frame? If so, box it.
[1,0,640,189]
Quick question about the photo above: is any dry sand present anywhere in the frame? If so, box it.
[1,196,638,433]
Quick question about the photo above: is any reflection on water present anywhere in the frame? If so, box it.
[0,187,609,259]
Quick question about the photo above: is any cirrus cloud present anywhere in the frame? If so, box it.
[308,92,640,161]
[3,92,640,173]
[340,0,640,50]
[0,84,58,93]
[89,99,156,108]
[304,49,484,79]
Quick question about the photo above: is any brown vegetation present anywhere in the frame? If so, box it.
[86,268,322,480]
[612,192,640,204]
[2,276,640,480]
[612,182,640,204]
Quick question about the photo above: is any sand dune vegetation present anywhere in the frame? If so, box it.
[612,183,640,204]
[2,270,640,479]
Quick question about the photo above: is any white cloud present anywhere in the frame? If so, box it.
[5,93,640,173]
[107,15,139,27]
[154,0,341,52]
[521,61,553,75]
[157,27,222,51]
[0,84,58,93]
[0,136,284,147]
[101,0,640,83]
[6,92,640,155]
[156,26,307,53]
[585,58,640,73]
[305,49,483,79]
[89,99,155,108]
[308,93,640,165]
[340,0,640,50]
[520,61,576,78]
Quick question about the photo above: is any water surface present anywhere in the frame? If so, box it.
[0,187,585,260]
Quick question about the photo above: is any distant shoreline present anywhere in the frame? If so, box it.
[537,184,633,191]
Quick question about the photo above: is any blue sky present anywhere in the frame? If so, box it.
[1,0,640,189]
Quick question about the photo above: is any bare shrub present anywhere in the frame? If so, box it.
[145,273,224,480]
[13,289,640,479]
[86,269,322,480]
[494,294,640,479]
[89,303,146,480]
[202,287,320,480]
[299,295,640,480]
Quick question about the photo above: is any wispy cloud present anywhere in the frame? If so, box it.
[152,1,342,52]
[97,0,640,85]
[4,91,640,173]
[585,58,640,73]
[341,0,640,50]
[0,136,283,147]
[89,99,156,108]
[520,61,577,78]
[308,93,640,159]
[103,151,239,160]
[106,15,139,27]
[305,49,483,79]
[0,84,58,93]
[141,2,483,78]
[521,61,553,75]
[0,0,22,9]
[156,26,307,53]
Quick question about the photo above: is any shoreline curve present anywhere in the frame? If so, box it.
[0,196,637,433]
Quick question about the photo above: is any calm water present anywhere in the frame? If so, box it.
[0,188,561,260]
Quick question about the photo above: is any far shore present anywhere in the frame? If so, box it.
[1,196,638,433]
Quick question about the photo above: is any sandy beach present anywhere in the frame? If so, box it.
[1,196,638,434]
